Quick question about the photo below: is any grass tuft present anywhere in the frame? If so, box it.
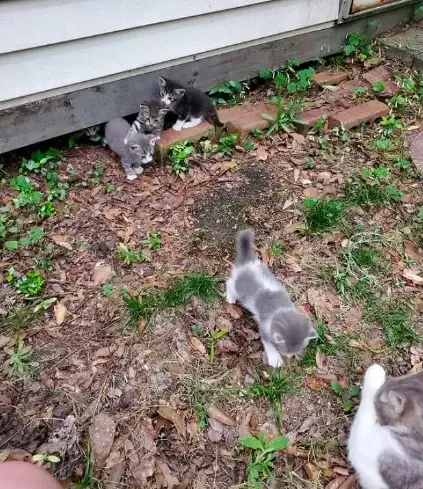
[302,197,344,234]
[377,304,420,349]
[121,270,221,326]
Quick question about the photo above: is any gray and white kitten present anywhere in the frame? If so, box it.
[124,100,168,143]
[349,364,423,489]
[158,76,224,133]
[105,118,157,181]
[226,229,317,367]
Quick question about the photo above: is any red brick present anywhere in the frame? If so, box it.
[339,78,368,91]
[156,121,213,157]
[227,103,276,140]
[362,66,400,96]
[296,108,330,133]
[314,70,349,86]
[328,100,390,130]
[407,131,423,174]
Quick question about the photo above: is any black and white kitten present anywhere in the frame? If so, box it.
[226,229,317,367]
[105,118,158,181]
[124,100,168,143]
[158,76,224,132]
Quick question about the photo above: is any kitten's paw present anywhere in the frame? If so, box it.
[364,364,386,391]
[126,173,137,181]
[267,351,283,368]
[172,122,183,131]
[133,166,144,175]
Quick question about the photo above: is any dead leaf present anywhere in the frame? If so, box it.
[190,337,207,355]
[157,461,180,489]
[303,187,320,198]
[89,413,116,472]
[94,346,116,358]
[403,269,423,285]
[131,455,156,485]
[226,303,243,319]
[93,263,112,286]
[157,406,185,438]
[410,362,422,374]
[207,426,223,443]
[239,411,252,438]
[260,247,270,265]
[304,462,320,481]
[54,303,68,325]
[216,338,239,355]
[104,207,121,220]
[315,351,327,371]
[291,133,305,144]
[306,375,327,391]
[208,405,235,426]
[339,475,357,489]
[307,288,340,323]
[344,307,362,331]
[283,198,295,210]
[51,235,73,250]
[293,168,300,182]
[326,477,348,489]
[256,147,268,161]
[0,335,11,348]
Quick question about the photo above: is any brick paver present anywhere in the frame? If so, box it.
[328,100,390,130]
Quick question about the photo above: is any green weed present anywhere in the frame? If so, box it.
[240,432,289,489]
[263,97,305,135]
[392,156,410,170]
[20,148,61,175]
[8,270,46,296]
[71,451,97,489]
[169,141,195,174]
[343,33,378,64]
[5,226,44,251]
[351,86,369,98]
[210,80,246,105]
[331,380,360,413]
[302,197,344,234]
[8,339,39,377]
[379,115,403,136]
[373,80,385,93]
[194,403,209,429]
[116,243,144,265]
[105,184,115,193]
[101,284,113,297]
[209,328,229,362]
[32,453,61,465]
[243,138,256,151]
[90,162,105,185]
[144,231,163,250]
[270,241,283,257]
[214,133,238,156]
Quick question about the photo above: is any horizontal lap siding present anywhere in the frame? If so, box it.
[0,0,339,105]
[0,0,273,54]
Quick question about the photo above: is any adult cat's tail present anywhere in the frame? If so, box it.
[236,229,256,265]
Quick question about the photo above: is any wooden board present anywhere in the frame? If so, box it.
[0,0,273,54]
[0,4,415,155]
[0,0,339,104]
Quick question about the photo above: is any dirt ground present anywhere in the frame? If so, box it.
[1,36,423,489]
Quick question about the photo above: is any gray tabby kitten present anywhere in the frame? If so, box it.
[105,118,157,181]
[158,76,224,133]
[226,229,317,367]
[124,100,168,143]
[349,364,423,489]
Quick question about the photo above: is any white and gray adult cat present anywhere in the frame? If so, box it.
[105,118,158,181]
[158,76,224,133]
[349,364,423,489]
[124,100,169,143]
[226,229,317,367]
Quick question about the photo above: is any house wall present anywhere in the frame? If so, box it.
[0,0,339,109]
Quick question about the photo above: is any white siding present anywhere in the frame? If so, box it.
[0,0,339,106]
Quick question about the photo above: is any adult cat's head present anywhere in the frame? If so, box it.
[125,132,158,164]
[375,370,423,438]
[158,77,186,107]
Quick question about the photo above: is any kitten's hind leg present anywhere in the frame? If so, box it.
[121,157,138,181]
[225,278,238,304]
[172,119,185,131]
[262,339,283,368]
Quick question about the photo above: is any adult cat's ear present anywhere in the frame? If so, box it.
[272,332,285,345]
[174,88,186,97]
[381,390,407,416]
[158,76,166,87]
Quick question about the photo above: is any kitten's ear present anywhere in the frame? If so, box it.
[139,104,150,116]
[272,332,285,345]
[174,88,186,97]
[149,136,159,146]
[158,76,166,87]
[159,108,169,115]
[387,390,407,416]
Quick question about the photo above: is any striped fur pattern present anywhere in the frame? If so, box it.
[125,100,168,143]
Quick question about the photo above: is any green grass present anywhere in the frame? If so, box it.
[121,270,221,326]
[344,181,403,207]
[300,321,340,367]
[143,231,163,250]
[116,243,144,265]
[377,304,420,349]
[8,339,39,378]
[302,197,344,234]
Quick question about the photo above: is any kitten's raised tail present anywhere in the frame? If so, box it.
[236,229,256,265]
